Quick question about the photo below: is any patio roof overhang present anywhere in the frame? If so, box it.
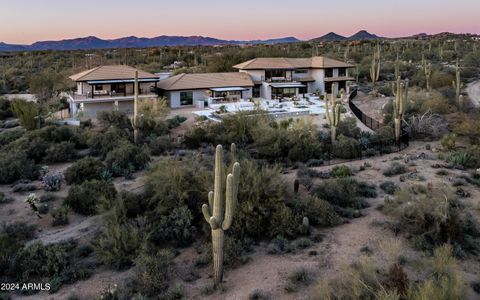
[209,87,249,92]
[86,78,160,84]
[269,82,306,88]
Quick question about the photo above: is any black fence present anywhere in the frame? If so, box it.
[324,89,409,165]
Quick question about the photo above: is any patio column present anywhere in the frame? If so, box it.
[114,101,119,111]
[91,85,94,98]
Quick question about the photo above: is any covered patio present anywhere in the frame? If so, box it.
[207,87,250,105]
[270,82,307,101]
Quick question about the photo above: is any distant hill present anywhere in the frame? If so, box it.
[311,32,347,42]
[347,30,381,40]
[310,30,381,42]
[0,35,300,52]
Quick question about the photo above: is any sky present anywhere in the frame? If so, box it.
[0,0,478,44]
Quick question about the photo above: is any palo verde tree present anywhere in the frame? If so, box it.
[392,76,408,143]
[202,144,240,287]
[325,83,341,144]
[370,44,381,97]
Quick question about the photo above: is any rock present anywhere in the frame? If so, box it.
[1,119,20,128]
[417,152,427,159]
[76,149,91,158]
[455,188,471,198]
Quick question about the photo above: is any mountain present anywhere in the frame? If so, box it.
[311,32,347,42]
[347,30,381,40]
[0,35,300,52]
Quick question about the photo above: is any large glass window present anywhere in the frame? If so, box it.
[272,87,296,99]
[338,68,346,77]
[324,68,333,78]
[180,91,193,106]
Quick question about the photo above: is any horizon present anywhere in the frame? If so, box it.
[1,0,479,44]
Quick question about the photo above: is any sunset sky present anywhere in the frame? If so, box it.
[1,0,478,44]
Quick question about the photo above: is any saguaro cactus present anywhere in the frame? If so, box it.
[392,76,408,143]
[202,144,240,287]
[424,62,432,93]
[131,71,139,144]
[452,59,464,108]
[370,44,381,96]
[325,83,341,144]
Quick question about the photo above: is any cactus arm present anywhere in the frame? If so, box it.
[209,216,219,230]
[222,163,240,230]
[208,191,214,214]
[202,204,212,223]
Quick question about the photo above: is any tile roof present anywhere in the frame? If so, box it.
[69,65,158,81]
[157,72,254,91]
[233,56,354,70]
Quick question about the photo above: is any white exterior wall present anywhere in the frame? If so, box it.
[310,69,326,95]
[76,82,153,97]
[240,70,264,82]
[168,88,253,108]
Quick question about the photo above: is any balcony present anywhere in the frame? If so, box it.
[68,90,158,103]
[260,76,315,83]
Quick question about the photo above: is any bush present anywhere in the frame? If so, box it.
[97,110,132,130]
[0,151,38,184]
[42,172,64,191]
[312,178,369,213]
[447,151,472,168]
[87,127,131,158]
[440,133,456,151]
[64,157,105,185]
[51,206,69,226]
[147,135,173,156]
[0,192,14,204]
[0,235,23,276]
[337,117,361,139]
[382,185,480,254]
[267,235,293,254]
[104,142,150,177]
[290,195,343,227]
[383,162,408,176]
[331,165,353,177]
[380,181,398,195]
[333,135,361,159]
[0,128,25,146]
[0,98,13,120]
[284,268,313,293]
[2,221,36,241]
[167,115,187,128]
[64,180,117,215]
[10,99,38,130]
[94,215,148,269]
[135,249,174,296]
[454,116,480,144]
[149,206,194,245]
[44,141,76,163]
[249,289,271,300]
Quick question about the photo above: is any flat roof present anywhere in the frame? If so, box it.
[233,56,355,70]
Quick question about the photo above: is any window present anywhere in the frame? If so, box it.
[180,91,193,106]
[95,85,103,91]
[338,68,346,77]
[324,68,333,78]
[272,87,296,99]
[295,69,308,74]
[111,83,125,93]
[253,85,261,98]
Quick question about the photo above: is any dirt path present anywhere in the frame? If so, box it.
[467,80,480,107]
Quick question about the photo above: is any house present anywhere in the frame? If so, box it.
[68,65,160,117]
[156,72,254,108]
[233,56,355,99]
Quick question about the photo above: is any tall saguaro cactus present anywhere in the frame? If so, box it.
[370,44,381,97]
[131,71,140,144]
[202,144,240,287]
[392,76,408,143]
[325,83,341,144]
[452,59,464,108]
[423,62,432,93]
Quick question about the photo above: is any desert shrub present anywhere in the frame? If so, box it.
[382,185,480,254]
[10,99,38,130]
[64,180,117,215]
[383,162,408,176]
[147,135,173,155]
[232,160,298,239]
[197,235,250,268]
[94,215,149,269]
[311,178,370,213]
[0,127,25,145]
[104,142,150,177]
[0,235,23,276]
[447,151,473,168]
[44,141,76,163]
[64,157,105,185]
[267,235,293,254]
[440,133,456,151]
[290,195,343,227]
[42,172,64,191]
[51,206,69,226]
[0,98,13,120]
[331,165,353,177]
[0,151,38,184]
[284,268,313,293]
[337,116,361,139]
[380,181,398,195]
[135,249,174,296]
[0,192,14,204]
[373,126,395,141]
[167,115,187,128]
[2,221,36,241]
[87,127,131,158]
[97,110,132,130]
[454,116,480,144]
[419,93,452,115]
[249,289,271,300]
[332,135,361,159]
[149,205,194,245]
[295,237,313,249]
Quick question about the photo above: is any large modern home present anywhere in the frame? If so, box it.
[68,65,160,117]
[156,72,254,108]
[233,56,355,99]
[67,56,354,116]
